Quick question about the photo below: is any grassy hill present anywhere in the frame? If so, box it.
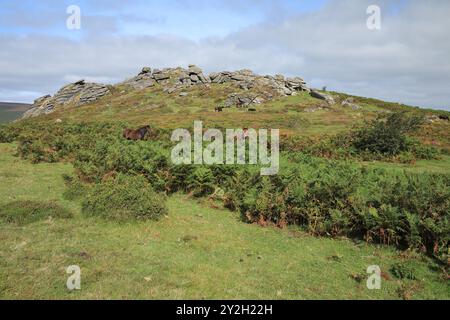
[0,102,30,124]
[0,74,449,300]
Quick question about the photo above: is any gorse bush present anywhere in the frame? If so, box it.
[391,262,417,280]
[0,200,73,225]
[74,137,171,185]
[81,173,168,221]
[0,125,20,143]
[353,112,424,155]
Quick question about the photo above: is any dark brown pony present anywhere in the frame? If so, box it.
[123,125,151,141]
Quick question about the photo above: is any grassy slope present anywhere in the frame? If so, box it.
[0,143,448,299]
[2,83,449,299]
[29,84,450,151]
[33,88,367,137]
[364,156,450,174]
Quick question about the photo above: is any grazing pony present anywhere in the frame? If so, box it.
[123,125,151,141]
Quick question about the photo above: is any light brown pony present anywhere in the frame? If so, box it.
[123,125,151,141]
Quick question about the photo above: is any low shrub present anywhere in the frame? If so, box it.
[409,140,440,160]
[391,262,417,280]
[81,174,168,221]
[187,167,215,197]
[0,200,73,225]
[0,125,20,143]
[17,137,59,163]
[353,112,424,156]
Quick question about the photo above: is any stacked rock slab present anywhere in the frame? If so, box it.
[121,66,309,97]
[22,95,55,119]
[208,69,309,97]
[22,80,111,119]
[121,67,155,90]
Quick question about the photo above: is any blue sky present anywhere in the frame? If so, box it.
[0,0,449,110]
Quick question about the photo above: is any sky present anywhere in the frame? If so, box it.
[0,0,449,110]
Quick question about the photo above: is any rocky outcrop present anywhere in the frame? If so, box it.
[209,69,309,96]
[120,65,309,98]
[53,80,110,105]
[120,65,210,91]
[22,80,111,119]
[22,65,311,119]
[117,66,310,113]
[22,95,55,119]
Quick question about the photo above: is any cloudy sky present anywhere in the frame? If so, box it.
[0,0,449,110]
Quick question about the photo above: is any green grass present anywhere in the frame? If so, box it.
[0,143,448,299]
[363,155,450,174]
[0,200,73,225]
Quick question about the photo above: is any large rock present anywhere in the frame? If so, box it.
[52,81,110,106]
[188,65,203,75]
[285,77,309,92]
[341,97,361,110]
[209,72,220,81]
[22,95,55,119]
[190,74,200,82]
[231,74,247,82]
[224,93,262,108]
[78,83,111,104]
[140,67,152,74]
[310,90,335,105]
[153,73,170,81]
[125,74,155,90]
[121,67,156,89]
[198,74,210,83]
